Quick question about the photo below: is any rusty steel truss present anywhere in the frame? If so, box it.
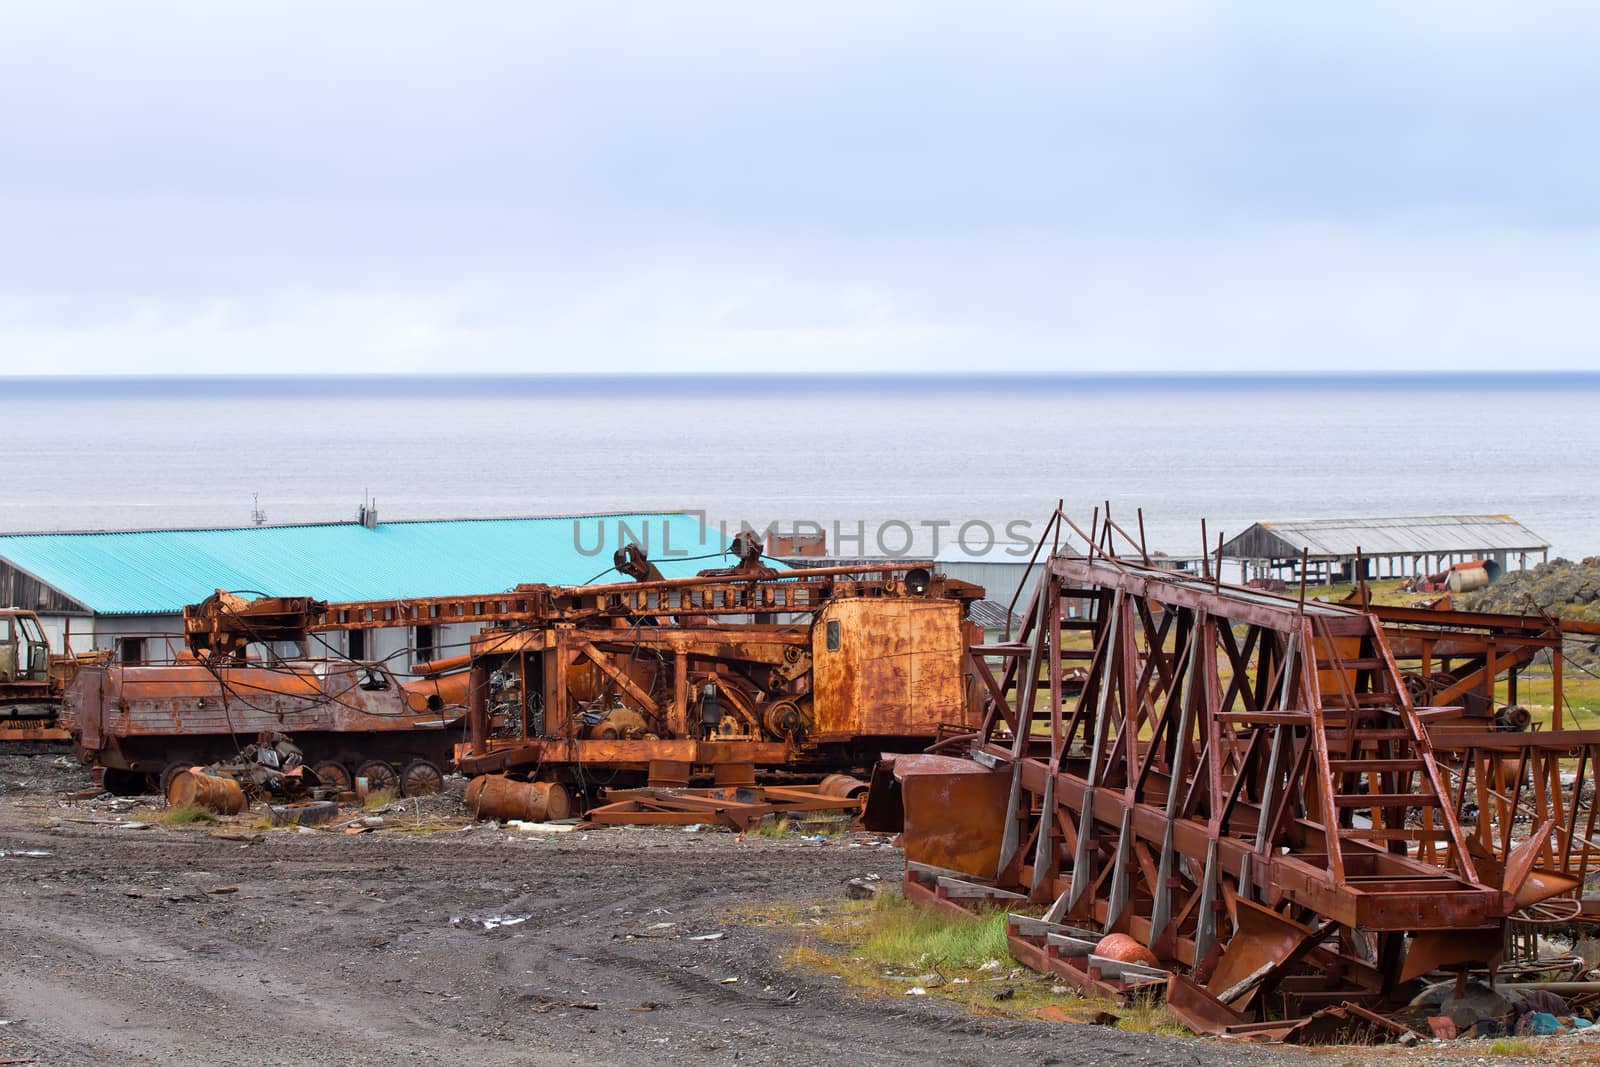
[889,515,1581,1024]
[1378,601,1600,927]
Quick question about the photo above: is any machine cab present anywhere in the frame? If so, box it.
[0,611,51,685]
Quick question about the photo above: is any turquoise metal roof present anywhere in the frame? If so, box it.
[0,513,739,615]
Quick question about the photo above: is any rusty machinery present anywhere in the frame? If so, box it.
[0,608,108,745]
[877,512,1580,1031]
[148,553,984,810]
[453,560,983,801]
[62,591,474,796]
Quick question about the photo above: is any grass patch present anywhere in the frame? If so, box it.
[1116,991,1190,1037]
[362,788,398,811]
[760,893,1186,1033]
[137,804,220,827]
[1279,578,1416,607]
[853,896,1012,970]
[754,814,851,839]
[1486,1037,1544,1056]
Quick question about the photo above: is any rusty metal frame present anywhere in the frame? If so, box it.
[899,516,1525,1016]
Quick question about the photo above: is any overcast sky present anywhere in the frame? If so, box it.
[3,2,1598,375]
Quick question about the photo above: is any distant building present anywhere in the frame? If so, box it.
[765,530,827,558]
[933,543,1046,629]
[0,511,727,669]
[1219,515,1550,584]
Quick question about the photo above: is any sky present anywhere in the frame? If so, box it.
[3,2,1599,376]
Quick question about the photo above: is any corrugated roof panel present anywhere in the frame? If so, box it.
[0,513,736,615]
[967,598,1024,631]
[1233,515,1548,559]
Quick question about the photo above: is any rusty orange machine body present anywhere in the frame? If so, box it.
[105,555,985,803]
[63,656,464,795]
[458,585,976,784]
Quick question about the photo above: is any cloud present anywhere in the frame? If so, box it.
[2,1,1599,373]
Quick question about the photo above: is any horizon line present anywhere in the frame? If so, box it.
[5,369,1600,383]
[4,370,1599,398]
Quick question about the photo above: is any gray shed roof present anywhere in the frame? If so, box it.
[968,599,1025,632]
[1220,515,1548,561]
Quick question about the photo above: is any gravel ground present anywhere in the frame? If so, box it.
[0,751,1578,1066]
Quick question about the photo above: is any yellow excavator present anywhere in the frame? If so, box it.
[0,608,107,744]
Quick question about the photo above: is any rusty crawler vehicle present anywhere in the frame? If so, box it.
[170,548,984,811]
[63,593,464,796]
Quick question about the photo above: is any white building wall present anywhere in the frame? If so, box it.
[37,612,188,661]
[936,559,1045,611]
[36,611,477,678]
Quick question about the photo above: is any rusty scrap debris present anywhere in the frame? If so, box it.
[583,781,866,831]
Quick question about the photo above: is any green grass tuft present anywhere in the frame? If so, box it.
[755,816,794,838]
[1114,991,1189,1036]
[138,804,220,826]
[853,895,1013,970]
[762,894,1161,1027]
[754,814,852,839]
[1486,1037,1544,1056]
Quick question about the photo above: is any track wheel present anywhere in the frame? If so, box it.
[355,760,400,796]
[311,760,353,792]
[399,759,445,797]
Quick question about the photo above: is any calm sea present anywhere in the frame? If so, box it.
[4,374,1598,562]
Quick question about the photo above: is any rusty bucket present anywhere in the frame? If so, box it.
[465,775,572,822]
[166,767,247,815]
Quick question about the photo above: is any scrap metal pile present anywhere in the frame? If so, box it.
[877,511,1599,1039]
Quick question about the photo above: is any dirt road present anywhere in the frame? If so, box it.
[0,754,1276,1066]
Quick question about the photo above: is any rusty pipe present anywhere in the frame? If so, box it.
[412,653,471,676]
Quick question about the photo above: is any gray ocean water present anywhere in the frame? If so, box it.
[4,375,1597,562]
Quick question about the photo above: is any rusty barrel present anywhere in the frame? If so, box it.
[165,767,246,815]
[817,773,870,800]
[465,775,571,822]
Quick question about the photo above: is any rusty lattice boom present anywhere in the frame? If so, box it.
[887,520,1567,1026]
